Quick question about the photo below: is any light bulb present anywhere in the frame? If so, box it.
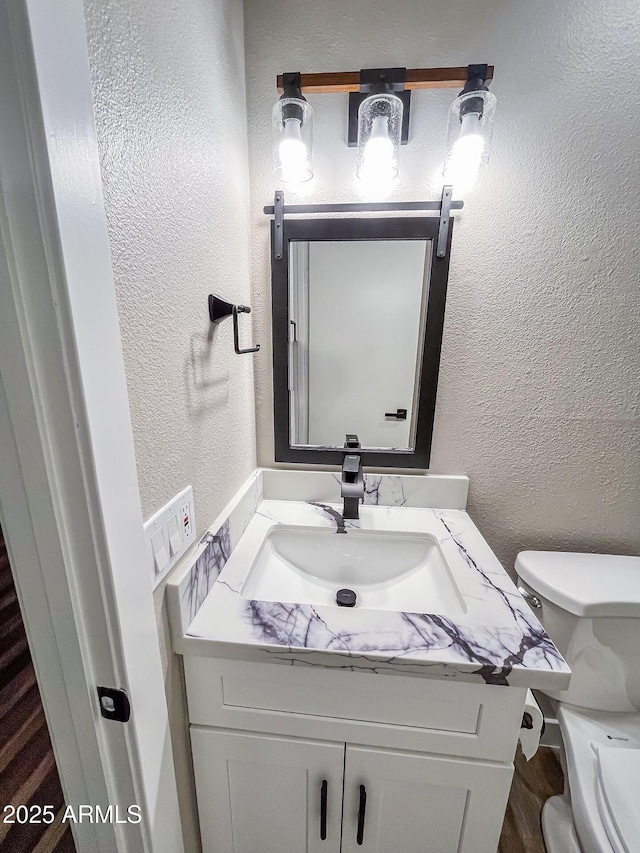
[278,118,310,184]
[358,116,397,182]
[444,112,485,191]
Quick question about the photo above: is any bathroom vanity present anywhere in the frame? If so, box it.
[168,470,571,853]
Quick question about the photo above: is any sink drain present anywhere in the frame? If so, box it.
[336,588,357,607]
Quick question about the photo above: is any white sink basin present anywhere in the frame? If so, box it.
[241,525,466,615]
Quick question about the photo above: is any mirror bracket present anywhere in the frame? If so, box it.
[437,185,453,258]
[274,190,284,261]
[265,192,463,218]
[265,190,463,264]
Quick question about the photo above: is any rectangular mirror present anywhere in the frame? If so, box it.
[271,215,453,468]
[290,239,429,448]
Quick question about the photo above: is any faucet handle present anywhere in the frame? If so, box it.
[344,434,361,449]
[343,454,361,476]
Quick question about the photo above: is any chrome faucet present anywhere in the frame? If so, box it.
[341,434,364,520]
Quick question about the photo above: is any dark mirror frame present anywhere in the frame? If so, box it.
[271,215,453,468]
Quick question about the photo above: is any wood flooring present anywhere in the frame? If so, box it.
[499,745,565,853]
[0,527,76,853]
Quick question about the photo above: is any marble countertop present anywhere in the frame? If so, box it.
[174,485,571,690]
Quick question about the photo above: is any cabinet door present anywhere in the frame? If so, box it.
[341,745,513,853]
[190,727,344,853]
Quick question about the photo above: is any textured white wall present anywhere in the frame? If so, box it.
[84,1,255,849]
[245,0,640,573]
[85,0,256,533]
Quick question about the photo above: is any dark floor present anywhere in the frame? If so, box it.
[499,745,565,853]
[0,527,76,853]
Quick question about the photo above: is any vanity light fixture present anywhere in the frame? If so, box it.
[350,68,410,185]
[274,65,495,190]
[443,64,496,192]
[272,72,314,184]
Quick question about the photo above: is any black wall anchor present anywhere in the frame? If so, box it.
[208,294,260,355]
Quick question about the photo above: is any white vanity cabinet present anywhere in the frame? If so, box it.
[184,657,526,853]
[340,745,512,853]
[191,729,513,853]
[191,728,344,853]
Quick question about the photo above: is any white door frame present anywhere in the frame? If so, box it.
[0,2,183,851]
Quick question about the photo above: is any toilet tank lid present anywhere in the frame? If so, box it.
[515,551,640,617]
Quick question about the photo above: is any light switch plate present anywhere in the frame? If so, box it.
[144,486,196,588]
[150,528,170,574]
[167,514,181,556]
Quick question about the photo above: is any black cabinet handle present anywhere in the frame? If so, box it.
[357,784,367,845]
[384,408,407,420]
[320,779,327,840]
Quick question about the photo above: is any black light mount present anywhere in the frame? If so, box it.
[347,67,411,147]
[280,71,306,125]
[359,67,407,94]
[459,63,490,120]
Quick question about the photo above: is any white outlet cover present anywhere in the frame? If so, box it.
[144,486,196,588]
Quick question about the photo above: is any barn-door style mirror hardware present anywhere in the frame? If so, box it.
[265,189,461,468]
[272,64,496,192]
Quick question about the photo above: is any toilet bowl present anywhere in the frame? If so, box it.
[544,704,640,853]
[515,551,640,853]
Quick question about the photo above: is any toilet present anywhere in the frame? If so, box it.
[515,551,640,853]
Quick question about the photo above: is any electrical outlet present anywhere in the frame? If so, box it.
[180,501,193,539]
[144,486,196,588]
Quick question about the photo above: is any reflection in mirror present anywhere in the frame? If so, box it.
[288,239,430,450]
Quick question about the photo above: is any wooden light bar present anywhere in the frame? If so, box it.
[276,66,494,94]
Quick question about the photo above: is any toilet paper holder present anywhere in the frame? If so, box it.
[208,294,260,355]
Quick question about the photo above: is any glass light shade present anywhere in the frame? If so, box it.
[443,89,496,192]
[356,93,403,184]
[272,97,314,184]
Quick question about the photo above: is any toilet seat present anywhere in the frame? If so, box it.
[594,745,640,853]
[595,782,625,853]
[557,705,640,853]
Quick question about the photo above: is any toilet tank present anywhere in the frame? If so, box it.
[516,551,640,713]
